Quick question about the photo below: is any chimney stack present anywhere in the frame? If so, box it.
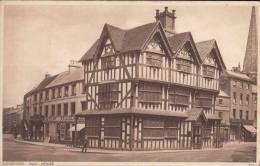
[45,72,51,78]
[155,6,176,36]
[68,60,81,72]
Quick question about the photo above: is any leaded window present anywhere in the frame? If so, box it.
[168,87,189,106]
[138,82,162,103]
[176,59,192,73]
[195,92,212,108]
[98,83,119,109]
[146,52,163,68]
[203,65,215,78]
[101,56,116,69]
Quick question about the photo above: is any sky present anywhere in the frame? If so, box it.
[3,3,258,107]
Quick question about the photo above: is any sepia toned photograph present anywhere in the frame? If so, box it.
[1,1,259,165]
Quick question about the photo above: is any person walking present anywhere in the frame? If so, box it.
[81,136,88,153]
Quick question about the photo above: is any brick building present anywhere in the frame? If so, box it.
[3,105,23,135]
[23,61,86,143]
[219,6,257,142]
[76,7,226,150]
[215,90,230,142]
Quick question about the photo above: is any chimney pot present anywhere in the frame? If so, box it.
[156,9,159,17]
[165,7,168,11]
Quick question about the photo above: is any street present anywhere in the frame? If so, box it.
[3,135,256,162]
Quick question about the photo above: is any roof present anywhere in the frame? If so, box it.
[46,67,84,88]
[121,22,157,52]
[196,39,215,61]
[167,32,202,64]
[80,22,158,62]
[106,24,126,51]
[167,32,191,53]
[25,75,58,96]
[185,108,206,121]
[225,70,252,81]
[25,67,83,97]
[218,90,229,97]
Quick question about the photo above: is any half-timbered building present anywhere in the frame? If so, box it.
[76,7,226,150]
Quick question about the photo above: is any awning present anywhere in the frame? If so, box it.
[69,124,85,132]
[243,125,257,134]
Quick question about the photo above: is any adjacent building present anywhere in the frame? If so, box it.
[219,6,258,142]
[3,105,23,134]
[76,7,226,150]
[215,90,230,142]
[23,61,86,143]
[219,69,256,141]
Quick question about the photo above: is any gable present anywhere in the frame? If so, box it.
[203,50,217,67]
[101,38,115,57]
[196,40,226,71]
[176,42,194,62]
[145,33,165,54]
[142,22,173,57]
[168,32,202,65]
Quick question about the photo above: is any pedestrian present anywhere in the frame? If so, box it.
[82,136,88,153]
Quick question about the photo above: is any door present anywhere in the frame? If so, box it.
[192,125,202,149]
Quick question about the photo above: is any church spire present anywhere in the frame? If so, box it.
[243,6,258,76]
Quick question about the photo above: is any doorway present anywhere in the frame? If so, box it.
[192,124,202,149]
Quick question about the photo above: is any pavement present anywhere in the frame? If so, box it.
[2,134,257,162]
[12,135,223,154]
